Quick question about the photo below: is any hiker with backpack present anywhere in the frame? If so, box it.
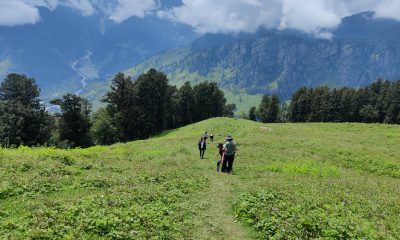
[198,136,206,159]
[221,135,237,173]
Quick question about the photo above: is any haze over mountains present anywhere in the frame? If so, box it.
[1,1,400,111]
[0,1,197,100]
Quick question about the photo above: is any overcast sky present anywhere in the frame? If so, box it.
[1,0,400,38]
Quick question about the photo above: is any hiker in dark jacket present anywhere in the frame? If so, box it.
[221,135,237,173]
[198,137,206,159]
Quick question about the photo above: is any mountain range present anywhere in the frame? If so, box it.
[0,3,197,100]
[2,9,400,113]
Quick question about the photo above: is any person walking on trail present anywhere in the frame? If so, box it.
[210,133,214,142]
[214,143,224,172]
[198,137,207,159]
[203,131,209,142]
[221,135,237,173]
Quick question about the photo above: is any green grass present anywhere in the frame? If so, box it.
[1,119,400,239]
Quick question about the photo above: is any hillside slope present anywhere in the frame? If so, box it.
[1,118,400,238]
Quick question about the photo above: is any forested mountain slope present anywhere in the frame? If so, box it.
[121,12,400,102]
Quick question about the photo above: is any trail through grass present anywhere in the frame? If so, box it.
[191,161,254,239]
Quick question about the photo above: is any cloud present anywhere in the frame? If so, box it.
[0,0,158,26]
[108,0,159,23]
[2,0,400,38]
[375,0,400,20]
[25,0,59,9]
[0,1,40,26]
[158,0,282,34]
[159,0,400,37]
[62,0,96,16]
[278,0,354,38]
[0,0,95,26]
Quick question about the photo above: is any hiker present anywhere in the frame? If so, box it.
[210,133,214,142]
[221,135,237,173]
[214,143,224,172]
[198,137,206,159]
[203,131,208,142]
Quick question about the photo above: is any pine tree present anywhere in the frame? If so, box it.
[0,73,40,108]
[103,72,135,141]
[384,81,400,124]
[51,94,92,148]
[165,85,180,129]
[339,88,355,122]
[223,103,236,118]
[0,73,53,147]
[178,81,196,125]
[132,69,169,138]
[278,102,289,123]
[248,106,257,121]
[257,95,270,123]
[90,108,119,145]
[289,87,312,122]
[193,81,226,121]
[266,95,280,123]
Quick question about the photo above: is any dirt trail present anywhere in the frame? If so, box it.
[191,159,255,239]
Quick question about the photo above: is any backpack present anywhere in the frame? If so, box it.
[224,141,236,156]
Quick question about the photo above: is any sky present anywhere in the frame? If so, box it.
[1,0,400,38]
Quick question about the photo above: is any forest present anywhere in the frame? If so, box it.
[0,69,234,148]
[247,80,400,124]
[1,69,400,148]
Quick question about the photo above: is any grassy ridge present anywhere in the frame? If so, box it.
[1,118,400,239]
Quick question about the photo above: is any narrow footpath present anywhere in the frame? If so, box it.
[190,156,256,239]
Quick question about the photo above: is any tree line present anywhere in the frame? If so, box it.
[246,79,400,124]
[0,69,234,148]
[2,71,400,148]
[288,80,400,123]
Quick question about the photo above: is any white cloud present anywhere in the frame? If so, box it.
[2,0,400,38]
[0,0,96,27]
[375,0,400,20]
[159,0,400,37]
[108,0,159,23]
[62,0,96,16]
[0,0,157,26]
[25,0,59,9]
[279,0,344,37]
[158,0,282,33]
[0,1,40,26]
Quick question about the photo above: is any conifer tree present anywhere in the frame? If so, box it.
[103,72,135,141]
[178,81,196,125]
[266,95,280,123]
[257,95,270,123]
[248,106,257,121]
[0,73,53,147]
[51,94,92,148]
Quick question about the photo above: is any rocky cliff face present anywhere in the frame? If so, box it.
[129,12,400,100]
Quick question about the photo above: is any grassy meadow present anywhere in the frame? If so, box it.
[1,118,400,239]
